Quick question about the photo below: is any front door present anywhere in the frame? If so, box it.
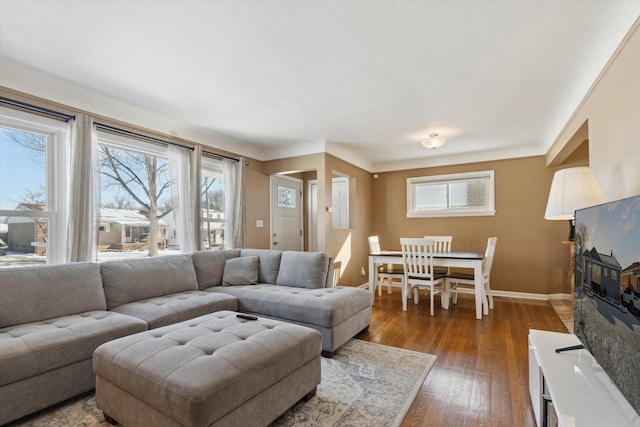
[270,175,303,251]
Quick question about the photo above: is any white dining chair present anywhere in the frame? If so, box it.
[400,237,447,315]
[448,237,497,310]
[424,235,453,275]
[368,235,404,296]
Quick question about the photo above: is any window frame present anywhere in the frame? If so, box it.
[406,170,495,218]
[0,107,69,264]
[95,131,172,258]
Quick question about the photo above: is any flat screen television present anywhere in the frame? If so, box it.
[574,194,640,416]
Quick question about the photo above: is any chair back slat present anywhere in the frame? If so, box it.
[424,235,452,252]
[400,237,436,280]
[368,235,381,253]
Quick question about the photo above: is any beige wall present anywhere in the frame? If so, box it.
[244,158,271,249]
[373,156,578,295]
[548,18,640,200]
[324,154,374,287]
[261,153,373,287]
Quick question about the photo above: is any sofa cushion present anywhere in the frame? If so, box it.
[101,255,199,310]
[240,249,282,284]
[111,291,238,329]
[223,256,259,286]
[207,285,372,328]
[0,311,147,387]
[191,250,241,290]
[276,251,330,289]
[0,263,105,328]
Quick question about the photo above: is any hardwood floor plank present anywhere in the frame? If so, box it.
[357,289,568,426]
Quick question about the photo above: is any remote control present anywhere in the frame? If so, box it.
[236,314,258,321]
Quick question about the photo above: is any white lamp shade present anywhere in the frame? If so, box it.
[544,166,606,220]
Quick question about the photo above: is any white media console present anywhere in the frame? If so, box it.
[528,329,639,427]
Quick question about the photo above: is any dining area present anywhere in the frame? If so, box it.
[367,236,497,320]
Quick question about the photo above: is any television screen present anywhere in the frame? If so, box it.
[574,195,640,415]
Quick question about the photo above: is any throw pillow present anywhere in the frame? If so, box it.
[222,256,259,286]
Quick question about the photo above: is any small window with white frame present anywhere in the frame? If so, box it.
[407,170,495,218]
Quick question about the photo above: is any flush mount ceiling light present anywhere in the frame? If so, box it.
[421,133,447,149]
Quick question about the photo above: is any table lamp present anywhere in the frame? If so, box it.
[544,166,606,241]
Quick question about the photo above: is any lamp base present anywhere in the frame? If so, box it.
[568,219,575,241]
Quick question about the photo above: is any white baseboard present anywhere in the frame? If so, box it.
[490,290,572,301]
[357,282,571,302]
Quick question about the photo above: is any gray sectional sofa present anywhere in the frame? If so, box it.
[0,249,372,425]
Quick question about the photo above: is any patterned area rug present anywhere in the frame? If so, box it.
[9,340,436,427]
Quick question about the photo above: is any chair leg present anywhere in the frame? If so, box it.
[414,286,419,304]
[377,280,382,296]
[430,286,435,316]
[485,281,494,309]
[402,283,408,311]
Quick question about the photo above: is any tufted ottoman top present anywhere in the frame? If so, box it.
[93,310,321,426]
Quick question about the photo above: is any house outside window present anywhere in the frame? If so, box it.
[0,108,69,267]
[407,170,495,218]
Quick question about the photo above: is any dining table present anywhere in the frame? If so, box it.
[368,250,487,320]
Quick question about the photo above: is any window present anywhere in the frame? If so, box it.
[592,264,601,284]
[0,108,69,267]
[96,132,173,260]
[407,170,495,218]
[201,157,225,250]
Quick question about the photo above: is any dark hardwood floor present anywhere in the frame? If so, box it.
[356,289,569,427]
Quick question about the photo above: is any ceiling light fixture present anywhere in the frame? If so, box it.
[421,133,447,149]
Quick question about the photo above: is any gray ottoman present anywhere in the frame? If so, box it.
[93,311,322,427]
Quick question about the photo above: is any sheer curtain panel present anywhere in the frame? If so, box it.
[223,157,245,249]
[168,145,196,253]
[67,114,99,262]
[191,146,202,251]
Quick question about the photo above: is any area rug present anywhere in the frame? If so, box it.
[9,340,436,427]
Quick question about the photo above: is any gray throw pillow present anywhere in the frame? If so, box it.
[223,256,259,286]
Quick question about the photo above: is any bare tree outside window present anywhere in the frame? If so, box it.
[99,145,172,256]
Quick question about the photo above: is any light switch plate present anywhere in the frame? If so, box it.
[256,220,264,228]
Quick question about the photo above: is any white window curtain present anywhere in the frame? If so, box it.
[67,114,99,262]
[191,146,202,251]
[168,145,196,253]
[223,157,245,249]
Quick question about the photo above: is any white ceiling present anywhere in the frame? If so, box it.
[1,1,639,172]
